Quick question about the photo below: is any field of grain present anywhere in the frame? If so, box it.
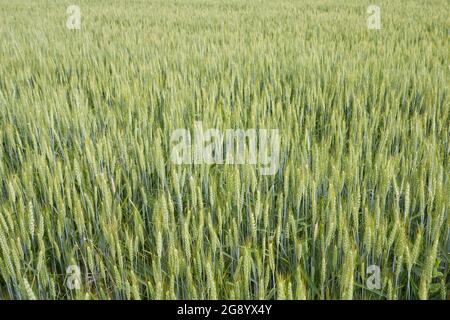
[0,0,448,300]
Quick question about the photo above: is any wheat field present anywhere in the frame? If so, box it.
[0,0,448,300]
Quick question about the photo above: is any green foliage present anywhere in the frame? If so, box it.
[0,0,448,300]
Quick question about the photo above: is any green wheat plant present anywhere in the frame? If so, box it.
[0,0,448,300]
